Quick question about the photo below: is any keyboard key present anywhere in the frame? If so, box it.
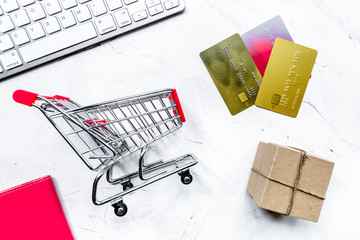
[59,0,77,10]
[11,29,30,46]
[124,0,138,5]
[43,16,61,34]
[106,0,123,11]
[74,5,92,22]
[0,0,19,13]
[12,9,30,27]
[43,0,62,15]
[27,22,45,40]
[114,9,131,28]
[164,0,179,10]
[0,15,14,33]
[58,11,76,28]
[95,14,116,35]
[19,22,97,62]
[0,50,22,70]
[0,65,3,72]
[27,4,46,21]
[145,0,161,8]
[18,0,35,7]
[0,34,14,51]
[90,0,107,17]
[148,4,163,16]
[132,10,147,22]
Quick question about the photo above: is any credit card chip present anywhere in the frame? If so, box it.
[271,94,281,105]
[239,92,248,102]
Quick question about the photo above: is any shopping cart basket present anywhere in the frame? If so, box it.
[13,88,198,216]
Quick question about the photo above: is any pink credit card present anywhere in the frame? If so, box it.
[242,16,293,76]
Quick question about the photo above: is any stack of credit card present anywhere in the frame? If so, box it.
[200,16,318,118]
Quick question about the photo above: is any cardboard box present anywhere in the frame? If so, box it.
[247,142,334,222]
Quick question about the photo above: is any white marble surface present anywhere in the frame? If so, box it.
[1,0,360,239]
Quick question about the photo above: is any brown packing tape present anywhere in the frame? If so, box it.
[251,148,325,216]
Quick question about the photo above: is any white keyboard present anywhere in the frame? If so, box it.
[0,0,185,79]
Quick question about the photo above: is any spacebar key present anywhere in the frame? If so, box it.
[19,22,98,63]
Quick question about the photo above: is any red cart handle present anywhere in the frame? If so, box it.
[13,90,70,106]
[171,89,186,123]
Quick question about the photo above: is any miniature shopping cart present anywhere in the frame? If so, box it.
[13,88,198,217]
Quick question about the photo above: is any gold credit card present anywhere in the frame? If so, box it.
[200,34,262,115]
[255,38,318,117]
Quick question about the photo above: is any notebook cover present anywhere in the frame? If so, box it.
[0,175,74,240]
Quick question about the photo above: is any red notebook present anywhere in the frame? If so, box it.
[0,176,74,240]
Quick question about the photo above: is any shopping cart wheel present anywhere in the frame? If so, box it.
[122,181,134,191]
[179,170,193,185]
[112,201,128,217]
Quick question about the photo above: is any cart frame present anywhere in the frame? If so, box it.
[13,88,198,216]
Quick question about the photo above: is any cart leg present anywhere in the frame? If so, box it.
[106,164,115,183]
[112,199,128,217]
[139,146,166,180]
[178,169,193,185]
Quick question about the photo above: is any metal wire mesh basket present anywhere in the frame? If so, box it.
[13,88,198,216]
